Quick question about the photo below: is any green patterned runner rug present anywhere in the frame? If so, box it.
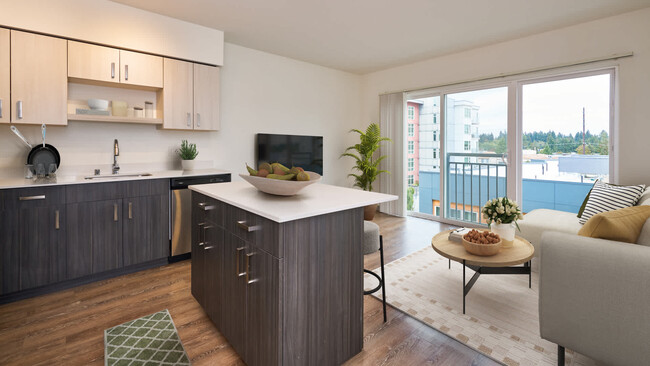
[104,309,191,366]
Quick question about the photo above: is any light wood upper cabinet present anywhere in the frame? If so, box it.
[162,59,220,131]
[193,64,220,131]
[0,28,9,124]
[120,50,163,88]
[11,30,67,125]
[163,58,193,130]
[68,41,120,84]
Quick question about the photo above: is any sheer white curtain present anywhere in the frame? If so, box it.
[378,92,405,217]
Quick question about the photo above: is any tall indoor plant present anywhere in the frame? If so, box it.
[341,123,391,220]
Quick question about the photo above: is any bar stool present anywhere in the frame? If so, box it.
[363,220,387,322]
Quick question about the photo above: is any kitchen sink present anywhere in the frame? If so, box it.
[84,172,153,180]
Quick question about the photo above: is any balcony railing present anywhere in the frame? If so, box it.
[446,153,507,224]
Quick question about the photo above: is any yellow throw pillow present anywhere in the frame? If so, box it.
[578,206,650,243]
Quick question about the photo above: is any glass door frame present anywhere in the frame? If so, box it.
[405,66,616,226]
[514,67,617,206]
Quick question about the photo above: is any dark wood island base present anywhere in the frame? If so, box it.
[192,191,364,366]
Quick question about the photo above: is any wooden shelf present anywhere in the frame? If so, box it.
[67,114,162,125]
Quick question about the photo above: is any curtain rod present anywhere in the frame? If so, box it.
[380,52,633,96]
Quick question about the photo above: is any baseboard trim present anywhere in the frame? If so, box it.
[0,258,169,305]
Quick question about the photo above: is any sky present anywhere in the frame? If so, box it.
[438,73,611,136]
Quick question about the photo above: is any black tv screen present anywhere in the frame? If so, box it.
[257,133,323,175]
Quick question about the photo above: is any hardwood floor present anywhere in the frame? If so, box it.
[0,213,499,366]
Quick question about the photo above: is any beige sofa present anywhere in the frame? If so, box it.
[518,188,650,365]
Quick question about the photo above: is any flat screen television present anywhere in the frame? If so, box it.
[257,133,323,175]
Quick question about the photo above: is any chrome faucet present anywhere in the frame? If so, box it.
[112,139,120,174]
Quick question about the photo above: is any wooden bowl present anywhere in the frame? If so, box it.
[239,171,322,196]
[462,235,502,256]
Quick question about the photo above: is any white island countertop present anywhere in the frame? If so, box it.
[190,181,398,223]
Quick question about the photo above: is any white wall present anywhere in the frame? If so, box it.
[361,7,650,185]
[0,0,224,65]
[0,42,361,186]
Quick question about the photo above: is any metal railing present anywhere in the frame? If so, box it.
[446,153,507,225]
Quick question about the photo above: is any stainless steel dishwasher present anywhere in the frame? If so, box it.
[170,174,230,259]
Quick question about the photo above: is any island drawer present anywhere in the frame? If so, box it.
[225,203,282,258]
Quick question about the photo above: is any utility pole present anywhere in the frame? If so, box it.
[582,107,586,155]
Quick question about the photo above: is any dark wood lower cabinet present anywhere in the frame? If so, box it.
[0,209,19,294]
[90,199,123,273]
[123,194,169,265]
[192,192,362,366]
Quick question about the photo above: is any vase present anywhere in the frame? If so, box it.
[364,204,378,220]
[181,159,195,171]
[491,222,516,249]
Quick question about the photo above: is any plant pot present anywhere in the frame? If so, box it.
[364,204,378,221]
[181,159,195,171]
[490,222,516,249]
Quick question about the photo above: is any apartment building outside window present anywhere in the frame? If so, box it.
[408,158,414,171]
[464,141,471,151]
[408,106,415,120]
[408,123,414,137]
[433,113,437,124]
[464,124,471,134]
[408,141,414,154]
[464,108,471,118]
[433,131,437,141]
[408,175,414,185]
[433,149,437,159]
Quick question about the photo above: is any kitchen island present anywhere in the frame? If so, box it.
[189,181,396,366]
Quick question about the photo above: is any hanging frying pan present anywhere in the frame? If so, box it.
[26,124,61,171]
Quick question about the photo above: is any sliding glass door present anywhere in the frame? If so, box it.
[406,68,615,225]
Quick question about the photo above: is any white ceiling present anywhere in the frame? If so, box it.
[113,0,650,74]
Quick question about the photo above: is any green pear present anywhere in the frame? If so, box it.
[246,164,258,176]
[267,173,296,180]
[297,171,310,181]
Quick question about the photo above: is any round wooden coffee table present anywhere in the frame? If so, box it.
[431,230,535,314]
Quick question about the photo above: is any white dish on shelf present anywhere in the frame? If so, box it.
[87,99,109,110]
[239,171,322,196]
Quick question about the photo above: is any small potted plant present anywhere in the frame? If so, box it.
[481,197,523,249]
[340,123,391,220]
[177,139,198,171]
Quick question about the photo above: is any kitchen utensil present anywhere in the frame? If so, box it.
[87,98,109,110]
[26,124,61,171]
[24,164,34,179]
[10,125,33,149]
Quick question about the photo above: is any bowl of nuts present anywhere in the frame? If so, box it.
[462,229,502,256]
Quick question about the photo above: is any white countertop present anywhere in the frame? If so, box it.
[0,169,231,190]
[189,181,398,223]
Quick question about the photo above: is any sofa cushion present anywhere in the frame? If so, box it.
[517,209,582,255]
[578,181,645,225]
[578,206,650,243]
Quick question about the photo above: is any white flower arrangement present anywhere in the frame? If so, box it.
[481,197,523,229]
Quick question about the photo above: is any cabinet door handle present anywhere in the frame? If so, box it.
[16,100,23,119]
[111,62,115,79]
[197,222,205,246]
[186,112,191,127]
[124,64,129,80]
[198,202,215,211]
[199,225,213,246]
[0,99,3,118]
[204,246,214,250]
[128,202,132,219]
[55,210,60,230]
[113,203,118,221]
[246,252,257,285]
[236,247,245,277]
[19,195,45,201]
[237,221,261,232]
[196,113,201,127]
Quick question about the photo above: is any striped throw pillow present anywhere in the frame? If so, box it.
[579,181,646,225]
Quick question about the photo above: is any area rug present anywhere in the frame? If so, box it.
[365,247,598,366]
[104,309,190,366]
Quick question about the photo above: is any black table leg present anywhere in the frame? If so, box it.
[462,260,465,314]
[528,261,532,288]
[449,258,451,269]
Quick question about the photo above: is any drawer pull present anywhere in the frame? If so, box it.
[55,210,60,230]
[198,202,215,211]
[128,202,133,219]
[197,222,205,246]
[199,225,213,246]
[246,252,257,285]
[204,246,214,250]
[236,247,245,277]
[237,221,260,232]
[19,195,45,201]
[113,203,118,221]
